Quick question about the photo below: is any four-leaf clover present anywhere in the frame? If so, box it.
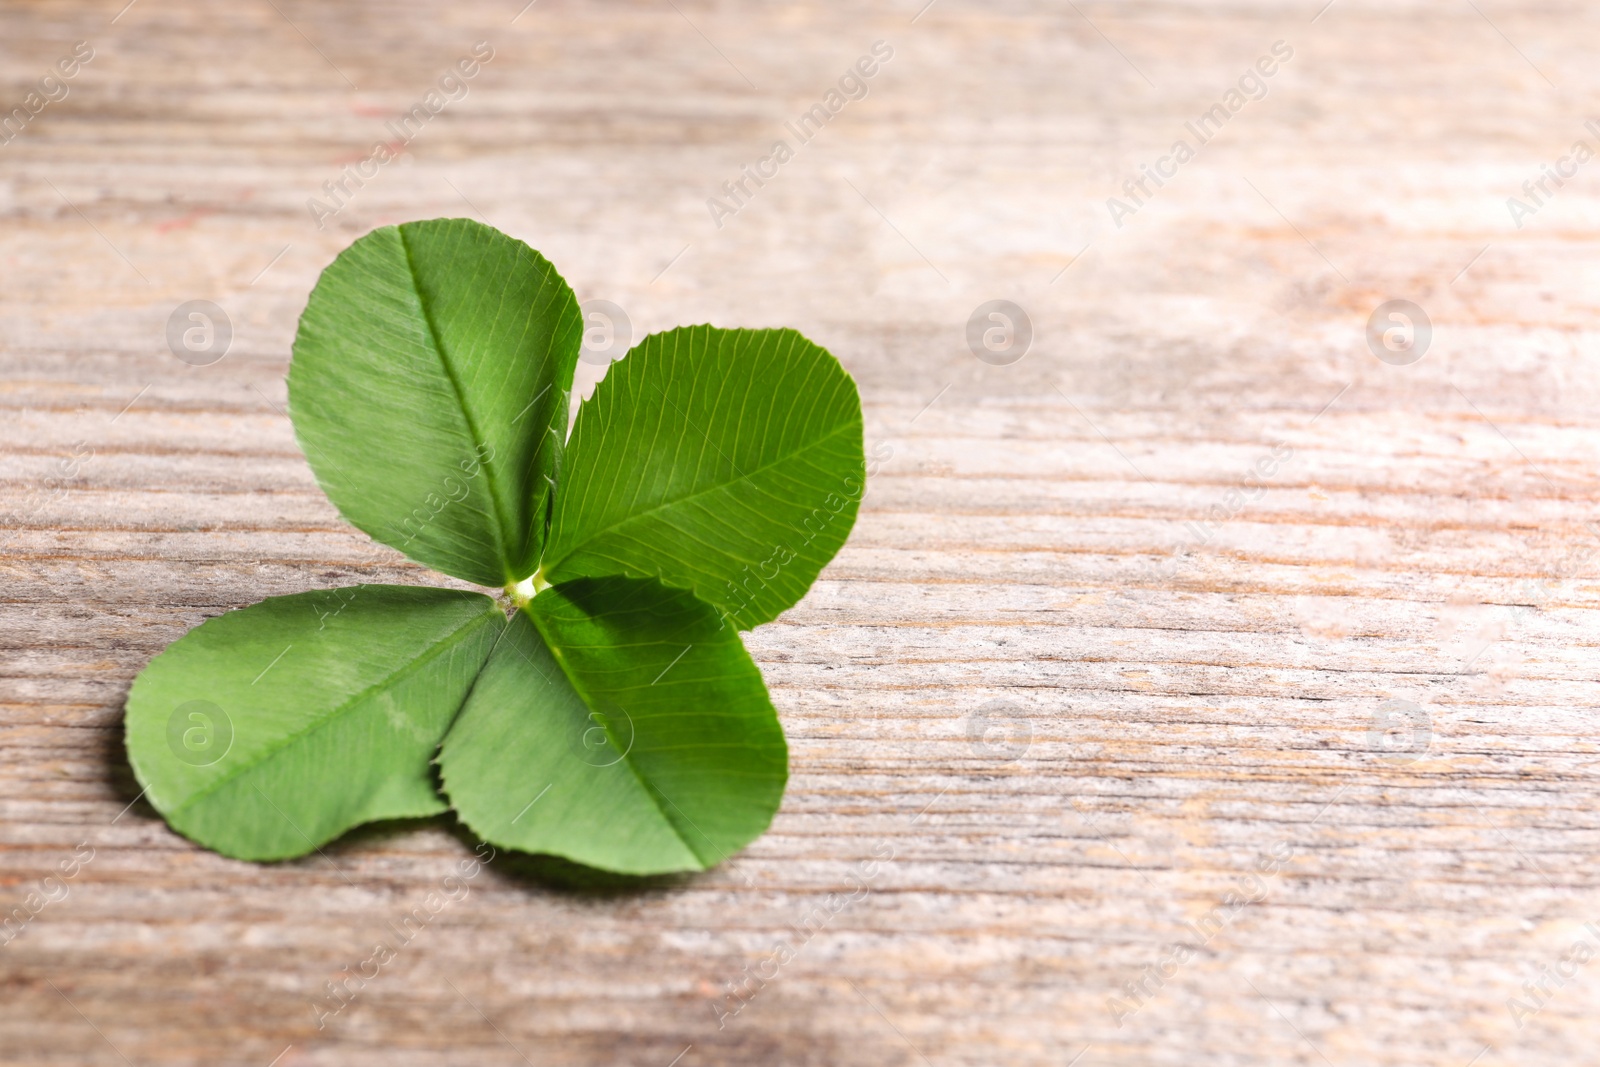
[123,218,865,875]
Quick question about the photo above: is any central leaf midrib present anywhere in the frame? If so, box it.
[397,224,517,584]
[547,417,859,574]
[523,605,708,866]
[169,606,499,818]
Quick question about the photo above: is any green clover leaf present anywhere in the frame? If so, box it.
[122,218,863,874]
[288,218,581,587]
[545,325,864,630]
[125,586,504,861]
[439,577,786,876]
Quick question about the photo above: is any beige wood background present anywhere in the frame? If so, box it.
[6,0,1600,1064]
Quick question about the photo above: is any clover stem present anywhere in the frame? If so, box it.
[504,577,534,609]
[505,568,551,609]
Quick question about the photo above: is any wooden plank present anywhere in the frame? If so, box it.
[5,1,1600,1064]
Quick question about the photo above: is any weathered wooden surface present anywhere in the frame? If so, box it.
[5,0,1600,1063]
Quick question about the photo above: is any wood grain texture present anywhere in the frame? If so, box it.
[5,1,1600,1064]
